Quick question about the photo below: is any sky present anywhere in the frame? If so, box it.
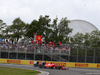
[0,0,100,30]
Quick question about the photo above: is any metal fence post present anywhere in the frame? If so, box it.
[60,49,61,61]
[51,48,53,61]
[8,48,9,59]
[93,49,95,63]
[34,46,36,60]
[68,53,70,62]
[42,46,44,61]
[25,50,27,60]
[0,49,1,58]
[16,48,18,59]
[76,47,79,62]
[68,46,71,62]
[85,49,87,63]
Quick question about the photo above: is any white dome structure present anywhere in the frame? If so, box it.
[68,20,99,36]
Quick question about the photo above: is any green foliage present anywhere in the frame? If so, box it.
[25,16,72,42]
[78,48,85,56]
[0,19,6,30]
[25,15,52,39]
[73,32,84,44]
[71,48,77,55]
[50,17,72,42]
[0,19,7,38]
[70,30,100,56]
[72,30,100,48]
[90,30,100,47]
[87,49,94,56]
[9,17,26,41]
[83,33,90,46]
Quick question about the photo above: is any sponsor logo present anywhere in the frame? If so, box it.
[30,61,34,64]
[7,60,21,64]
[75,63,88,67]
[30,61,42,65]
[52,62,66,66]
[97,64,100,68]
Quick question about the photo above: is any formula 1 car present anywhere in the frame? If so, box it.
[38,62,54,69]
[38,62,68,70]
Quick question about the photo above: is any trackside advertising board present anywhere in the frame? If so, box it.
[0,58,100,68]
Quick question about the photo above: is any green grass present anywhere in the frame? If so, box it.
[0,66,41,75]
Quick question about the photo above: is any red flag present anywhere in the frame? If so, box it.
[36,35,42,41]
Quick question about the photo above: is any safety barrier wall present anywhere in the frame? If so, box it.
[0,58,100,68]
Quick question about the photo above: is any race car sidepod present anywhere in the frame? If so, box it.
[44,63,55,69]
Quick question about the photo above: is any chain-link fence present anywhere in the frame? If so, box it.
[70,46,100,63]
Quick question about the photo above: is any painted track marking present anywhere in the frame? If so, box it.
[86,73,100,75]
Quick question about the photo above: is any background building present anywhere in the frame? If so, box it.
[68,20,99,36]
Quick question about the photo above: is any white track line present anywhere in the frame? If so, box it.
[86,73,100,75]
[36,70,49,75]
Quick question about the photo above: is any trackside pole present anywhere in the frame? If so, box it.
[0,49,1,58]
[16,48,18,59]
[42,47,44,61]
[76,47,79,62]
[93,49,95,63]
[85,49,87,63]
[34,46,36,60]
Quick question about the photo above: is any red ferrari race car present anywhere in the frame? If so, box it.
[38,62,68,70]
[39,62,55,69]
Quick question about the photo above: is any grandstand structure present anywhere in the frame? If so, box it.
[0,43,69,62]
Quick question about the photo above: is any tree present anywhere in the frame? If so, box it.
[51,17,72,43]
[25,15,52,41]
[25,16,72,43]
[37,15,51,35]
[2,26,11,38]
[73,32,84,44]
[90,30,100,47]
[83,33,90,47]
[25,21,38,38]
[9,17,26,41]
[0,19,7,38]
[0,19,6,30]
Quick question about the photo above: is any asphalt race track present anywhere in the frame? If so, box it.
[0,63,100,75]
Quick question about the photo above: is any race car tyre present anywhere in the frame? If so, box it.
[39,65,42,68]
[50,67,53,69]
[55,66,61,70]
